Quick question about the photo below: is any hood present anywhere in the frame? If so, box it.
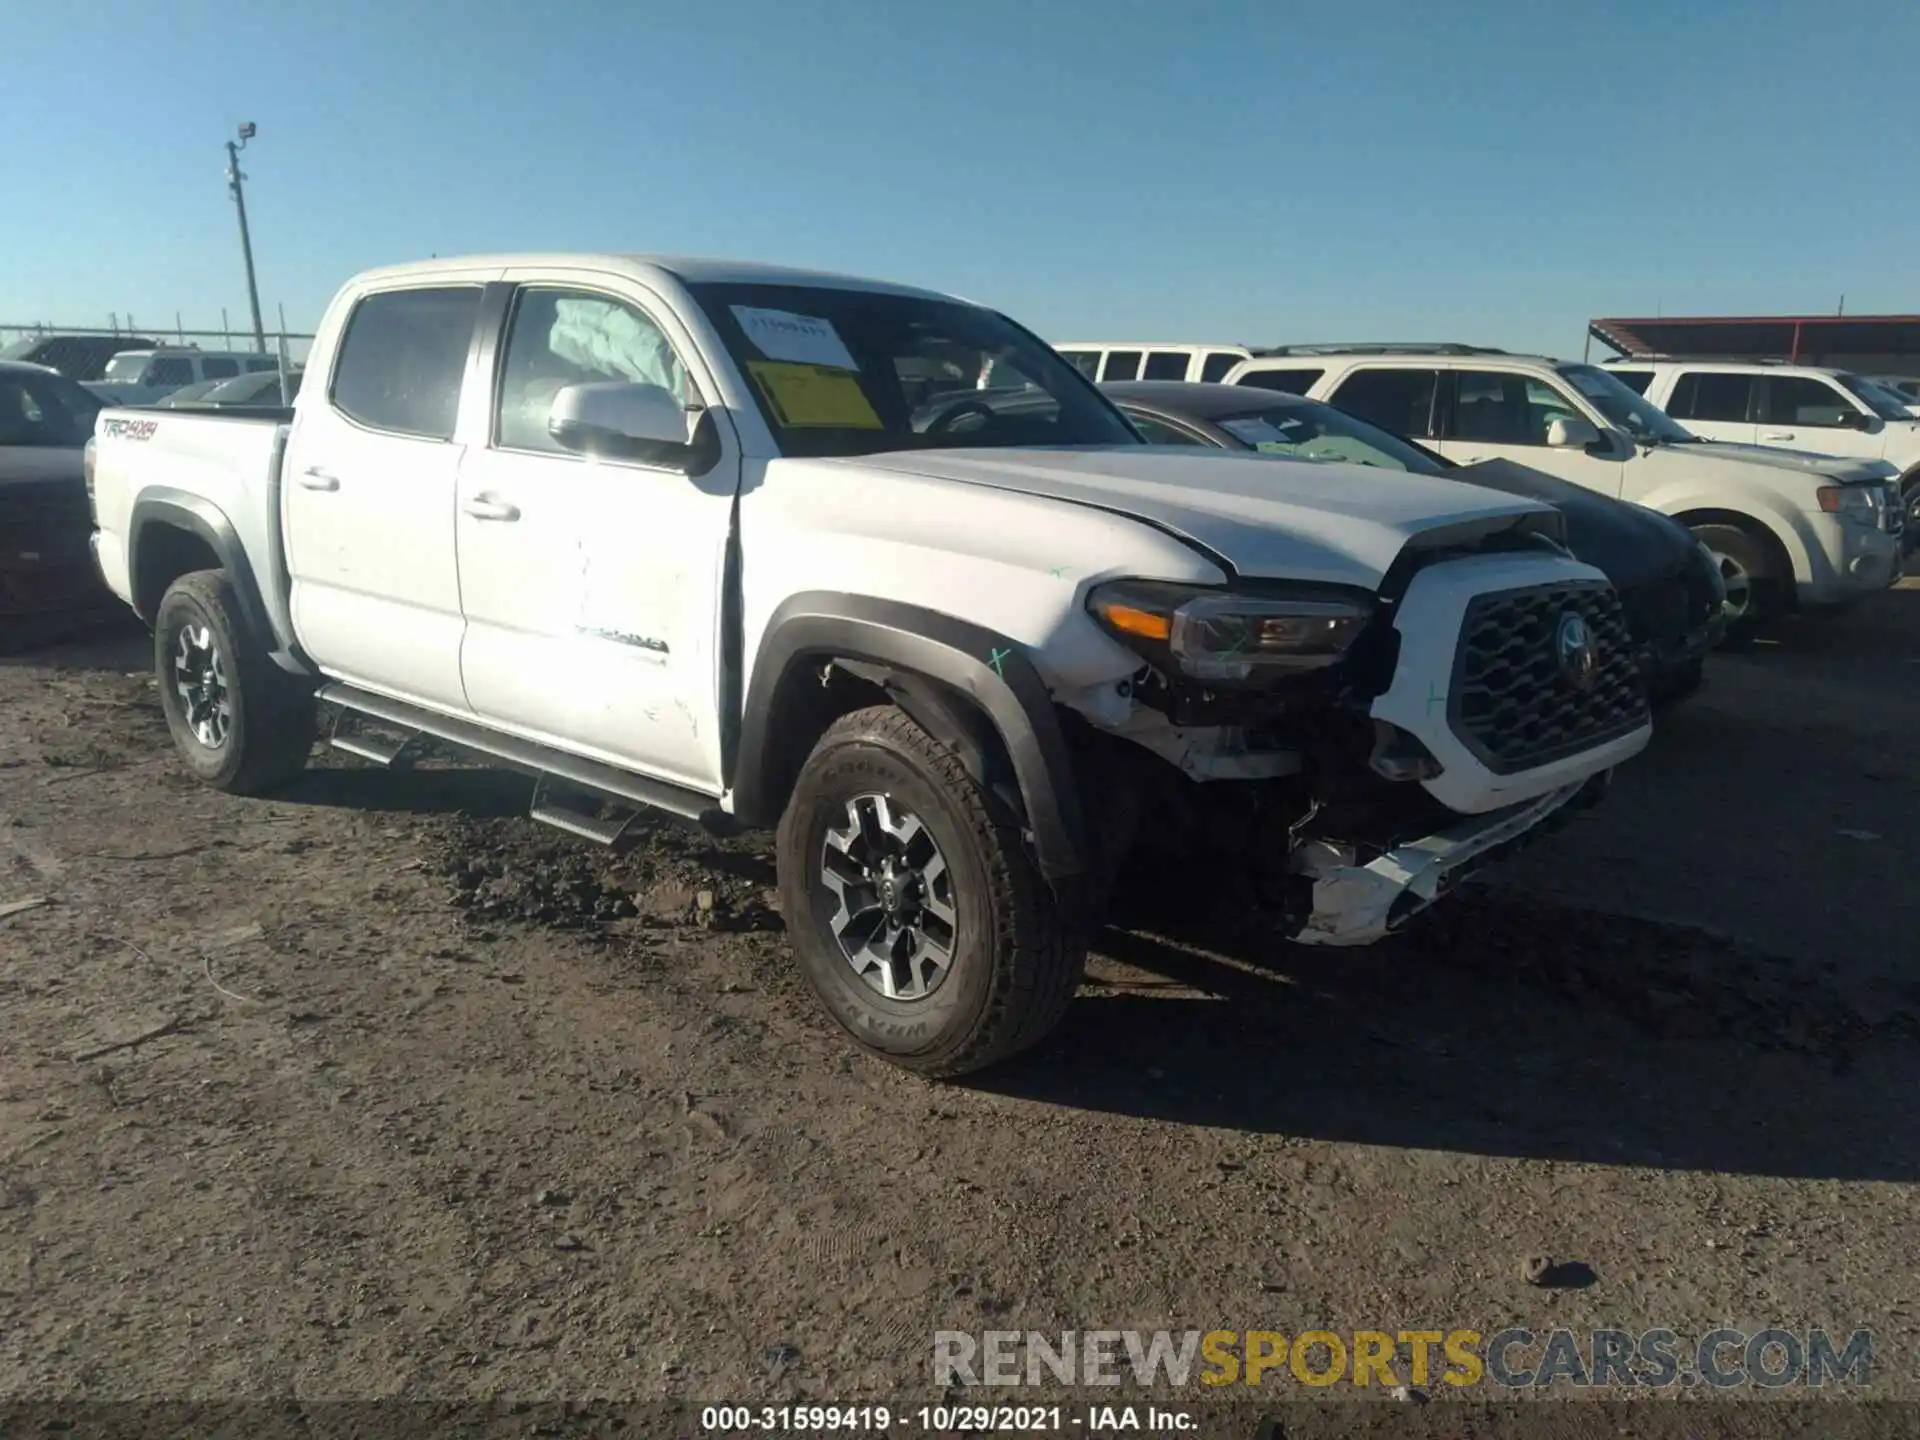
[1657,438,1894,483]
[1456,458,1690,587]
[845,447,1557,589]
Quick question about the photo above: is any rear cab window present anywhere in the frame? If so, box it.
[1608,368,1654,395]
[329,286,483,440]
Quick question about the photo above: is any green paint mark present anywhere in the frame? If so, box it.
[1426,683,1447,715]
[1047,565,1070,578]
[988,646,1012,677]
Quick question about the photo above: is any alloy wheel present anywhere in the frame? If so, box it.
[172,622,232,749]
[819,792,957,1001]
[1711,550,1752,621]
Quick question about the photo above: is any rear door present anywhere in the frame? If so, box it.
[452,275,740,792]
[1661,369,1759,446]
[282,280,486,711]
[1428,368,1628,497]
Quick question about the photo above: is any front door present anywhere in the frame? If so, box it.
[1428,369,1628,497]
[282,282,484,711]
[454,280,740,794]
[1755,375,1878,460]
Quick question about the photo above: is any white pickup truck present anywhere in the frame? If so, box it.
[87,253,1651,1075]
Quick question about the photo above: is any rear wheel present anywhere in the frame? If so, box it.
[1688,523,1781,650]
[776,704,1086,1078]
[154,570,314,794]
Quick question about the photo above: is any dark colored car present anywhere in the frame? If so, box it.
[1102,381,1726,706]
[0,360,118,647]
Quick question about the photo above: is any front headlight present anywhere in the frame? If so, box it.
[1817,484,1883,521]
[1088,579,1373,684]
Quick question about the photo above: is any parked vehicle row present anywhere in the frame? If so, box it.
[84,346,284,407]
[1601,358,1920,538]
[1063,342,1903,642]
[87,252,1656,1078]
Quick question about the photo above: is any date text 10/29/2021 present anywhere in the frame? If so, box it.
[699,1405,1198,1432]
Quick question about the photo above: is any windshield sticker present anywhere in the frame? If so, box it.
[731,306,859,371]
[1219,417,1296,447]
[747,361,884,429]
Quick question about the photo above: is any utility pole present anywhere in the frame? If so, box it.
[225,122,267,353]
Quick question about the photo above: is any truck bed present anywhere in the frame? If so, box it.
[89,406,292,640]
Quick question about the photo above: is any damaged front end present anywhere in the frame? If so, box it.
[1071,521,1629,944]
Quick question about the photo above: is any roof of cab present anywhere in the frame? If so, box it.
[344,252,963,304]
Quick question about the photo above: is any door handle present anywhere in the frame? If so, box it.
[1760,430,1795,441]
[462,494,521,522]
[296,466,339,492]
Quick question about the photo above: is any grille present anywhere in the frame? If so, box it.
[1448,580,1649,775]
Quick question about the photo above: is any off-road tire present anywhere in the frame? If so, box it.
[154,569,314,795]
[776,704,1086,1077]
[1689,522,1780,651]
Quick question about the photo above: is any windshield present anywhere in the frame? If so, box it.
[1213,399,1445,474]
[101,353,151,381]
[1837,373,1913,420]
[1555,363,1695,443]
[685,282,1139,458]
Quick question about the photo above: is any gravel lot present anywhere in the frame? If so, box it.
[2,583,1917,1430]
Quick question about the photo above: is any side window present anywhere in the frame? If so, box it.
[330,285,482,440]
[1762,376,1856,427]
[1234,367,1324,396]
[1101,350,1142,382]
[1127,414,1208,446]
[245,357,279,373]
[1058,350,1100,379]
[1200,351,1243,383]
[1326,368,1437,437]
[495,286,693,455]
[1609,369,1654,395]
[201,358,239,379]
[148,358,194,387]
[1142,351,1189,381]
[1666,371,1752,423]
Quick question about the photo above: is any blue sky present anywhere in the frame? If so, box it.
[4,0,1915,355]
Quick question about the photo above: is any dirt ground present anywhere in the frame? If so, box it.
[3,583,1918,1430]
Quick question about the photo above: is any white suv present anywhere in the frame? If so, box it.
[1222,346,1904,641]
[1603,360,1920,537]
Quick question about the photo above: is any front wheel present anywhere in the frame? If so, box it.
[1689,523,1782,651]
[154,569,314,794]
[775,704,1086,1078]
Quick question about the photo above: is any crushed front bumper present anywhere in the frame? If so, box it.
[1291,771,1610,946]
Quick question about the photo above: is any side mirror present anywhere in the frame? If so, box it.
[1546,415,1601,449]
[1837,409,1879,432]
[548,381,697,465]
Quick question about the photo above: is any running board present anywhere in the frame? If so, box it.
[317,683,737,838]
[326,710,427,769]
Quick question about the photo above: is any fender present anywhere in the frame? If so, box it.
[128,488,307,672]
[729,592,1088,883]
[1637,483,1816,584]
